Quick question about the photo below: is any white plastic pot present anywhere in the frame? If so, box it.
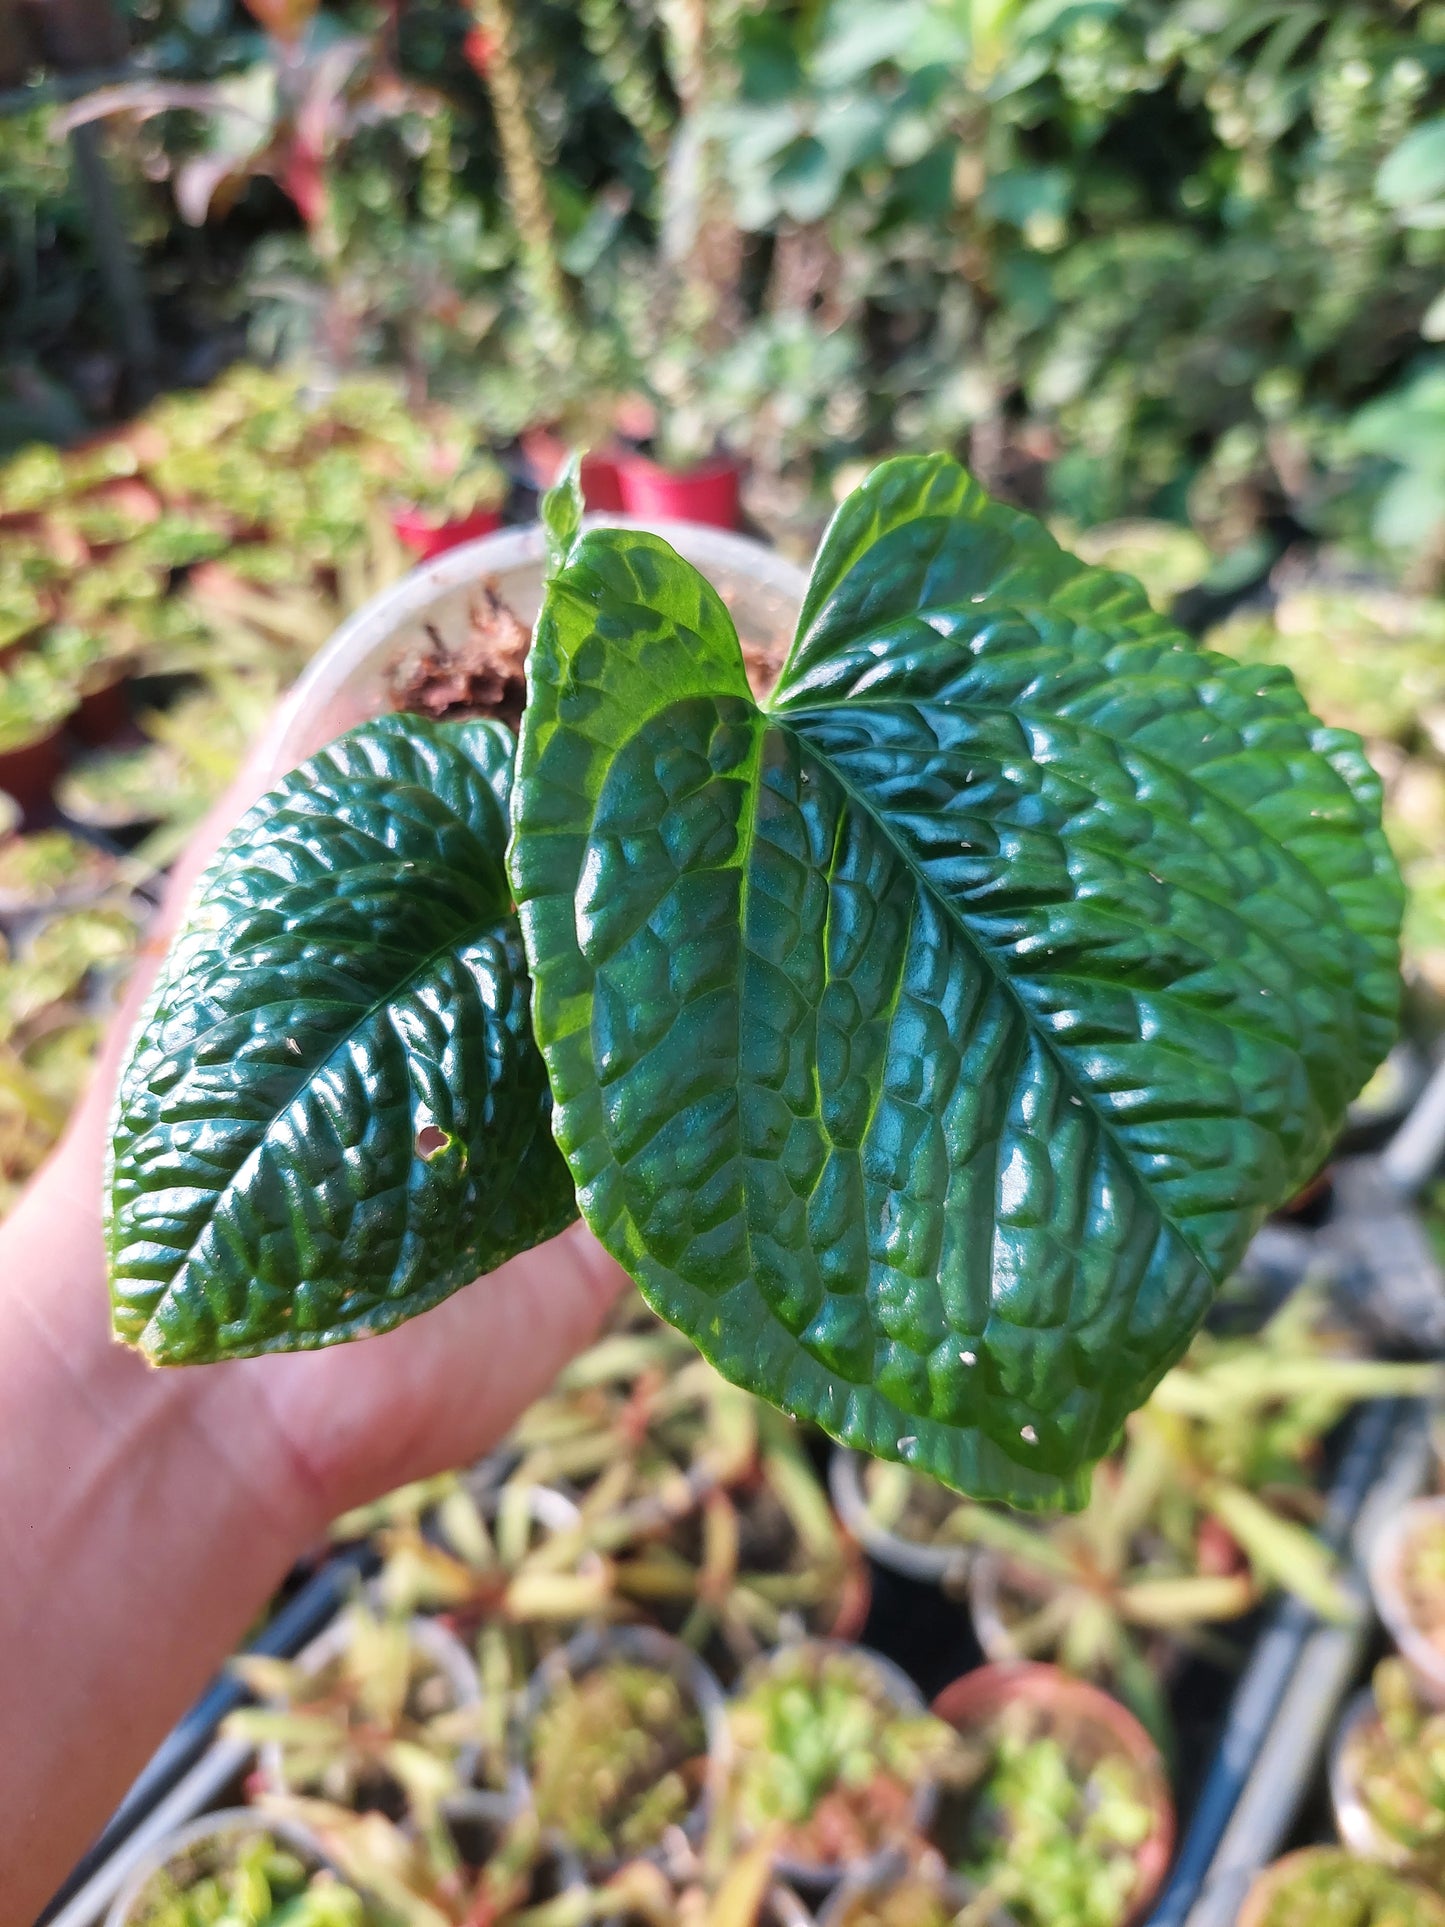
[1369,1495,1445,1706]
[1328,1686,1413,1869]
[519,1621,731,1875]
[104,1807,340,1927]
[828,1447,973,1592]
[253,1604,482,1801]
[260,515,809,784]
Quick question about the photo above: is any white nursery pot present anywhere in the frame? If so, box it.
[260,516,809,783]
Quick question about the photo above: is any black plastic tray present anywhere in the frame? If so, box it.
[40,1399,1425,1927]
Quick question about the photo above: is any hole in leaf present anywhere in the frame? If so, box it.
[415,1124,451,1160]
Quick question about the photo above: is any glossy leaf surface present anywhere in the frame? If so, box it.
[511,455,1402,1507]
[109,714,576,1362]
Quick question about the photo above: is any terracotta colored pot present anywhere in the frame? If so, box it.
[931,1662,1175,1927]
[617,452,742,530]
[73,675,132,747]
[391,505,504,561]
[0,728,65,818]
[519,429,628,512]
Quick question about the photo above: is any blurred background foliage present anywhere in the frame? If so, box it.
[2,0,1445,555]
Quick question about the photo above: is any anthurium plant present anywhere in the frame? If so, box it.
[106,454,1403,1511]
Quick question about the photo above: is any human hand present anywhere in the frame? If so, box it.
[0,716,626,1920]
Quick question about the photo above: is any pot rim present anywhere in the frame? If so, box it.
[827,1447,973,1590]
[1237,1845,1445,1927]
[259,513,808,789]
[1369,1495,1445,1705]
[616,449,744,484]
[930,1660,1175,1927]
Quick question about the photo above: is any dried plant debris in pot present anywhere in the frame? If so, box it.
[389,584,532,731]
[947,1702,1157,1927]
[527,1658,707,1862]
[723,1644,957,1871]
[111,454,1403,1513]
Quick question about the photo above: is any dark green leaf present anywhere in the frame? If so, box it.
[510,455,1401,1508]
[108,714,576,1363]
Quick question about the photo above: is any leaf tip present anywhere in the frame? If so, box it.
[542,450,586,578]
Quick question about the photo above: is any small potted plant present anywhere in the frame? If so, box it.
[611,1453,871,1677]
[227,1599,483,1819]
[105,1809,369,1927]
[0,828,116,917]
[719,1641,959,1888]
[520,1623,726,1871]
[1237,1847,1445,1927]
[0,654,75,814]
[1332,1657,1445,1876]
[613,379,743,529]
[931,1663,1174,1927]
[268,1789,584,1926]
[520,423,629,514]
[1370,1497,1445,1704]
[41,621,138,747]
[818,1863,996,1927]
[103,455,1402,1533]
[373,1476,609,1785]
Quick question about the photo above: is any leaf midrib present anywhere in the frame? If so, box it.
[764,710,1227,1282]
[124,881,517,1318]
[777,690,1381,1003]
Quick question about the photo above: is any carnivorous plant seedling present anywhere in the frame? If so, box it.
[107,455,1403,1509]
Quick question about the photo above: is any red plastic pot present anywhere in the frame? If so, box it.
[73,675,132,748]
[617,452,742,530]
[519,429,627,512]
[932,1662,1174,1927]
[391,505,504,562]
[0,729,65,819]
